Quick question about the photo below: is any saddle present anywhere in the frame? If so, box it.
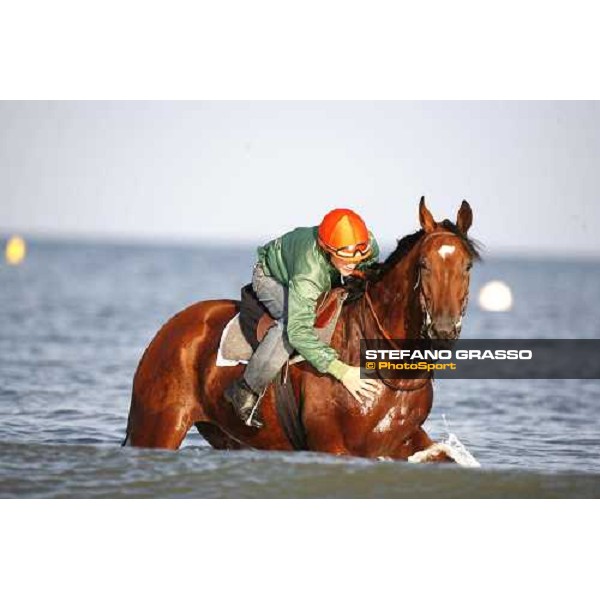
[216,284,348,366]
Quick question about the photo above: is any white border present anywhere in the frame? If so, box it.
[2,501,597,598]
[1,1,599,99]
[2,0,598,592]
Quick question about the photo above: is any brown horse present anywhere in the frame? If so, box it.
[123,198,480,462]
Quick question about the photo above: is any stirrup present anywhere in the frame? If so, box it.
[224,379,264,428]
[245,389,266,428]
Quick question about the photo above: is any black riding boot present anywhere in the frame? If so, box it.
[224,378,263,428]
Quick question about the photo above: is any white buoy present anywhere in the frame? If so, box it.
[478,280,513,312]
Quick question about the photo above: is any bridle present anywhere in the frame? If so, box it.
[362,230,465,392]
[363,286,431,392]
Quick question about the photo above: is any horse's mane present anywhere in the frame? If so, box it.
[344,219,482,303]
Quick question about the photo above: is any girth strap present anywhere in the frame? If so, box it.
[274,371,308,451]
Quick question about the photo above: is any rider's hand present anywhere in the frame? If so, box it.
[341,366,383,402]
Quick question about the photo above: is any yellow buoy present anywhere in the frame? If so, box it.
[5,235,27,265]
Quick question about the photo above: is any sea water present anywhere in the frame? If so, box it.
[1,240,599,497]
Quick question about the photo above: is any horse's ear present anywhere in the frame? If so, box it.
[419,196,436,233]
[456,200,473,234]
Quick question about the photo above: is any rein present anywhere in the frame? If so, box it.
[363,286,404,351]
[363,286,431,392]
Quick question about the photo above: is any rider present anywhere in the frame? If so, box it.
[224,208,382,428]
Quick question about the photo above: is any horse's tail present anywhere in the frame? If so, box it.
[121,401,132,447]
[121,424,130,446]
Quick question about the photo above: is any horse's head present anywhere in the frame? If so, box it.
[416,197,479,340]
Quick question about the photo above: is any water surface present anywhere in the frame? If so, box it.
[1,241,599,497]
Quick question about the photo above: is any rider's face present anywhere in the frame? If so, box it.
[330,254,360,277]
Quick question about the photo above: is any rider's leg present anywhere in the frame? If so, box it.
[244,320,294,393]
[250,261,287,320]
[243,262,294,393]
[224,262,294,427]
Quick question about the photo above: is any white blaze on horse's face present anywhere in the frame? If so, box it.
[438,244,455,259]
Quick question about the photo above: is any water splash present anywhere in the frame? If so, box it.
[441,414,481,468]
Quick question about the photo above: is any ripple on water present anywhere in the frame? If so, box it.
[0,442,599,499]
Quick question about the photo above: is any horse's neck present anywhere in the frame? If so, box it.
[352,243,422,340]
[330,252,427,413]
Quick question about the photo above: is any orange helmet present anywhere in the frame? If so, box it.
[318,208,372,262]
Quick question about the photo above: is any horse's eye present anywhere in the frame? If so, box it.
[466,263,473,272]
[419,260,430,271]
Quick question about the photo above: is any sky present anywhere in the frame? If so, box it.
[1,101,599,256]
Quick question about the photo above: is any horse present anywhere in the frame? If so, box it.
[122,197,480,463]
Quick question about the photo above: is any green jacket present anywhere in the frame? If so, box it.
[257,226,380,380]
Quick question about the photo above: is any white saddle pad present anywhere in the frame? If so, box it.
[216,314,253,366]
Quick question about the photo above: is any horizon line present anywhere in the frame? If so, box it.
[1,229,599,261]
